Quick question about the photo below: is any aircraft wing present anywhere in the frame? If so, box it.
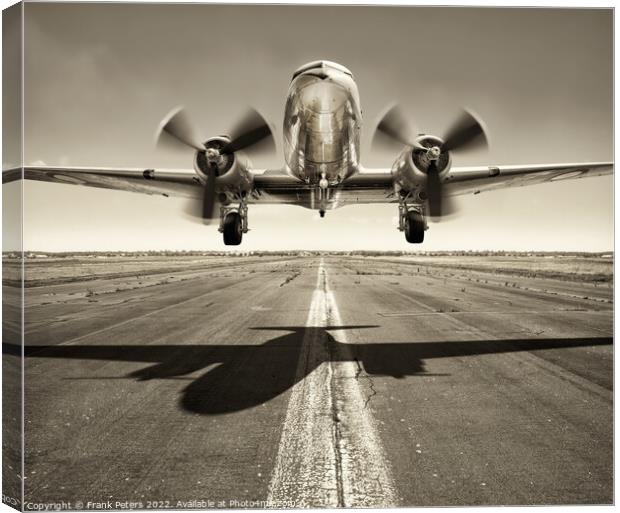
[443,161,613,197]
[4,165,364,207]
[3,165,201,199]
[4,161,612,207]
[334,161,612,203]
[3,165,315,205]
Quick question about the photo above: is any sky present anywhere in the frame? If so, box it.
[4,4,613,251]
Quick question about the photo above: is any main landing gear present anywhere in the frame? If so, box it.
[219,201,248,246]
[398,198,426,244]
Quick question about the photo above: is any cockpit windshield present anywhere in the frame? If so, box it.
[291,60,354,81]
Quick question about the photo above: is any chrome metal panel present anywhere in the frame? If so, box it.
[283,61,362,186]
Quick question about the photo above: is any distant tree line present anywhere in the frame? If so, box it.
[2,250,613,259]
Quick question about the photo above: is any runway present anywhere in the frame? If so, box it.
[6,255,613,507]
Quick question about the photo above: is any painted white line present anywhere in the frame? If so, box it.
[325,286,399,507]
[268,260,398,507]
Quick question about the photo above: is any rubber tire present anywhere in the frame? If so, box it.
[223,212,243,246]
[405,211,425,243]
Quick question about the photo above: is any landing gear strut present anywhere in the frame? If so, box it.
[219,200,248,246]
[398,196,426,244]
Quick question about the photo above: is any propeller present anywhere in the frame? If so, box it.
[156,106,275,223]
[221,108,276,156]
[372,104,426,152]
[156,106,205,152]
[202,163,218,220]
[426,160,442,217]
[442,110,487,153]
[372,105,487,217]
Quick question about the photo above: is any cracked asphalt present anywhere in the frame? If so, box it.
[4,255,612,507]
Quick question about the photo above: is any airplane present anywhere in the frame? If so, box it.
[3,60,612,246]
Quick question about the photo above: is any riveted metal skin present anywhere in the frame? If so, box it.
[283,61,362,186]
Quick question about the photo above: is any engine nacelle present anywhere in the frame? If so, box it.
[194,137,254,203]
[391,135,452,200]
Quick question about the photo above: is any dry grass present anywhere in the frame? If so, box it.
[3,255,292,287]
[369,255,613,283]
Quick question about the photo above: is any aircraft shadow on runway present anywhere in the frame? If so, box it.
[4,328,612,415]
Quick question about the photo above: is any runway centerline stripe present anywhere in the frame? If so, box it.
[267,260,398,507]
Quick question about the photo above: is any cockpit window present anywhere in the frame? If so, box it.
[291,61,353,81]
[326,61,354,77]
[292,61,324,80]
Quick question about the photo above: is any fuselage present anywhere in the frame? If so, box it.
[283,60,362,185]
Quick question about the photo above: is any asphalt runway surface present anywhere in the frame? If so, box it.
[5,256,613,507]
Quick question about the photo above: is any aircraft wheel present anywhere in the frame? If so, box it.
[404,210,424,243]
[223,212,243,245]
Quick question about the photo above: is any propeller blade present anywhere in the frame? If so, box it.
[372,103,420,151]
[441,109,487,153]
[426,160,457,219]
[426,160,443,217]
[202,164,218,222]
[221,108,275,156]
[156,106,205,152]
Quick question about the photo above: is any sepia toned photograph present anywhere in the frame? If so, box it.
[2,2,613,510]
